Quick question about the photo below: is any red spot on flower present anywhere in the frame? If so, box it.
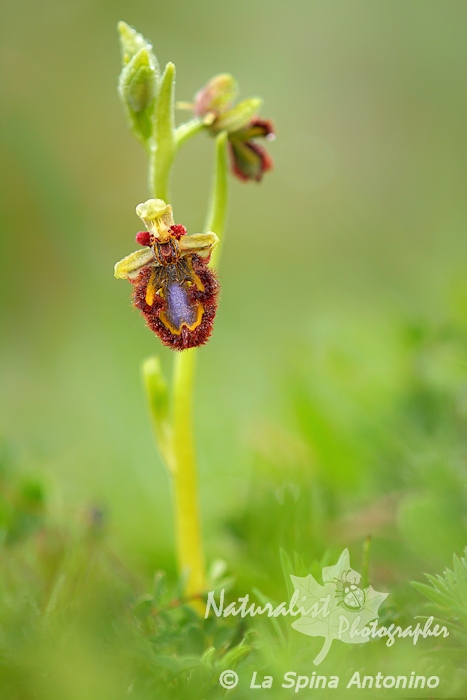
[135,231,152,246]
[169,224,187,240]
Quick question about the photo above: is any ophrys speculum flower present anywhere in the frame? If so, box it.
[115,199,219,351]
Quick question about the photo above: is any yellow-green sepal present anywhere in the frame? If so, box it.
[114,247,155,280]
[214,97,262,133]
[179,232,219,258]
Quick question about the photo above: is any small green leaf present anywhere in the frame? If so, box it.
[253,588,286,644]
[424,573,451,593]
[412,581,456,608]
[153,570,167,602]
[133,595,154,621]
[201,646,216,668]
[143,356,169,425]
[142,356,174,473]
[453,553,467,605]
[152,62,176,201]
[221,642,251,669]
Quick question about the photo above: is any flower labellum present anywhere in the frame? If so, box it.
[228,118,274,182]
[115,199,219,351]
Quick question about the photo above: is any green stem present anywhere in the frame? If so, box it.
[168,132,229,597]
[171,349,204,593]
[205,131,229,268]
[146,90,229,596]
[175,118,205,149]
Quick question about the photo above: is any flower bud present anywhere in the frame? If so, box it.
[118,21,160,75]
[194,73,238,118]
[118,48,158,143]
[121,49,157,112]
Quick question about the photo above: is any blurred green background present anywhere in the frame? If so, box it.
[1,1,467,698]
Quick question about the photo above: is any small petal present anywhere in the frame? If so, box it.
[194,74,238,118]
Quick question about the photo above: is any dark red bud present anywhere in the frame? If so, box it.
[136,231,152,246]
[229,140,273,182]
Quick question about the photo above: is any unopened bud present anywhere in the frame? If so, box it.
[194,73,238,118]
[117,21,160,75]
[118,48,158,143]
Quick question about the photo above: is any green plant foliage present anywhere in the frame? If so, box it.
[2,3,467,698]
[413,548,467,646]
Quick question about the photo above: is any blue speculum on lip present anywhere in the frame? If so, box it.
[131,244,219,351]
[165,281,198,330]
[118,209,220,350]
